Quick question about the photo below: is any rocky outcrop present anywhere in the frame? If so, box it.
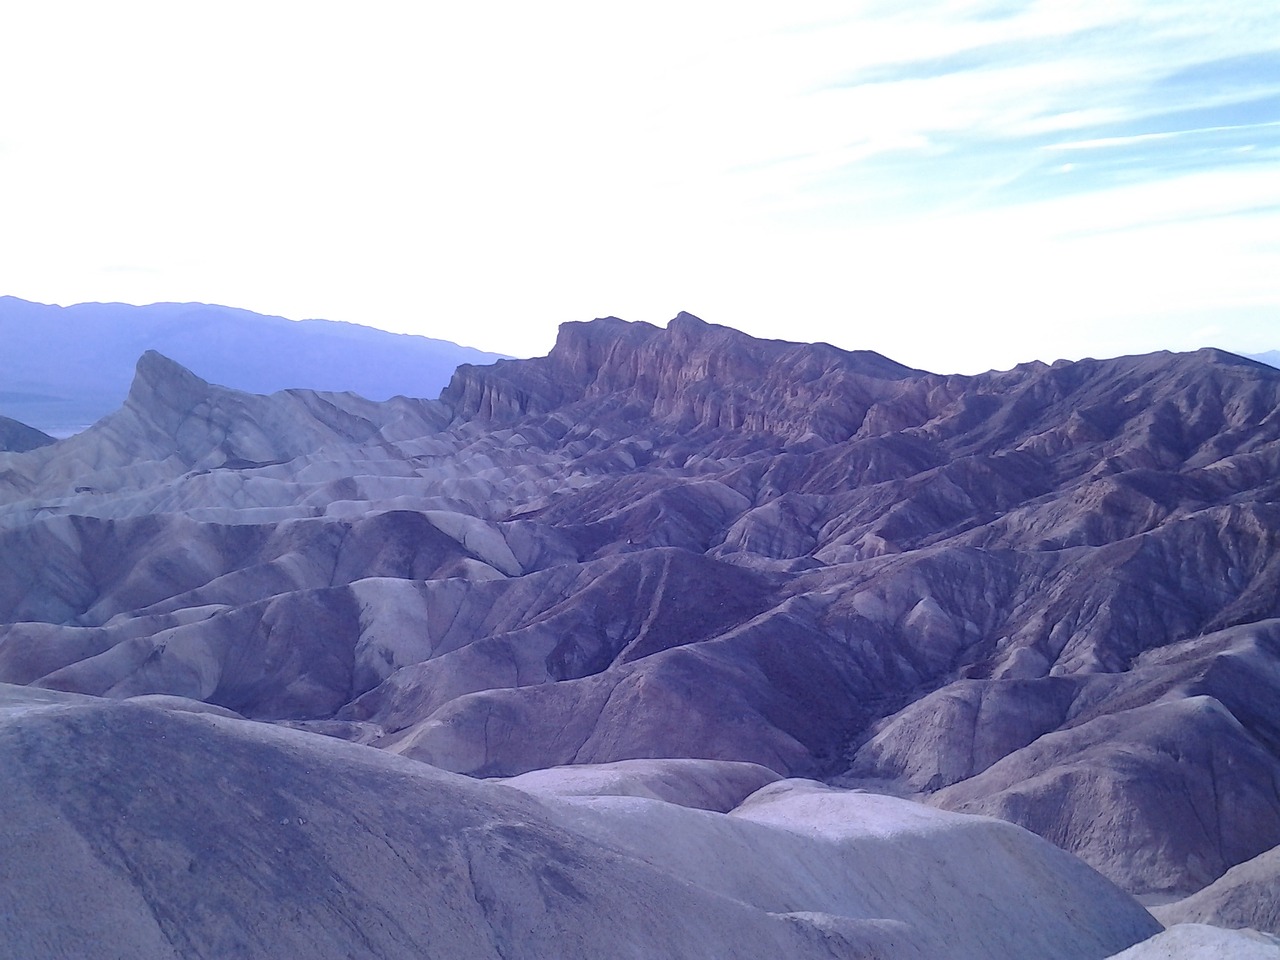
[117,350,451,470]
[0,350,450,505]
[442,312,920,443]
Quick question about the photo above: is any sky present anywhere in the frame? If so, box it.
[1,1,1277,374]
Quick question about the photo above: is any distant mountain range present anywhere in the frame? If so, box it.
[6,295,1274,440]
[0,297,508,436]
[1251,349,1280,369]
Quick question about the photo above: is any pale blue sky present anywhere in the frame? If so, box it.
[1,1,1276,373]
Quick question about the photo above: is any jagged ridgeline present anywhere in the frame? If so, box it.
[2,312,1279,958]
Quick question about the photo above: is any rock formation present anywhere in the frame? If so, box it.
[2,311,1280,950]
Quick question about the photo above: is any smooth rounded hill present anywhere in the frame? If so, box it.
[1154,844,1280,935]
[495,757,782,812]
[1105,924,1280,959]
[0,685,1160,960]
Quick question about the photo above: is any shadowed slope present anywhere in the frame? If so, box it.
[0,415,54,452]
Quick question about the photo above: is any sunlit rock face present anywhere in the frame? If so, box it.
[2,312,1279,927]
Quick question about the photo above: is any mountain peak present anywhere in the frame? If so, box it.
[127,350,214,417]
[443,312,922,442]
[135,348,209,382]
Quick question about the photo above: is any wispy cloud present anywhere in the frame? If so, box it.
[755,2,1280,228]
[0,1,1276,371]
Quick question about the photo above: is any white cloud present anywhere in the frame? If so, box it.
[1,1,1277,368]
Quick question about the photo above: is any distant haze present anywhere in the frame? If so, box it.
[1251,350,1280,369]
[0,3,1276,373]
[0,297,506,436]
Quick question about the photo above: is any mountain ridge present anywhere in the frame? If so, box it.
[0,296,506,435]
[443,311,922,442]
[2,314,1280,943]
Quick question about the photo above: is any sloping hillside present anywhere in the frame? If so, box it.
[2,313,1279,951]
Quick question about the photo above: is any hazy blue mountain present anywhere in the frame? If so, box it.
[0,415,55,453]
[1250,350,1280,369]
[0,297,507,435]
